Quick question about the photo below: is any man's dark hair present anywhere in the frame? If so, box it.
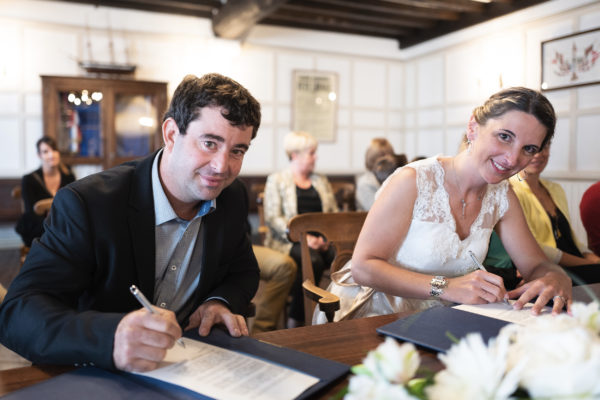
[163,73,261,139]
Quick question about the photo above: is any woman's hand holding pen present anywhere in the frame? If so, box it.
[113,307,182,372]
[443,270,508,305]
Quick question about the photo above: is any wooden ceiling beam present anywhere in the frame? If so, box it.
[378,0,484,13]
[294,0,459,21]
[278,3,433,29]
[261,13,409,38]
[212,0,289,39]
[56,0,216,17]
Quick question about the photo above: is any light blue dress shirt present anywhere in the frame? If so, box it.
[151,150,216,323]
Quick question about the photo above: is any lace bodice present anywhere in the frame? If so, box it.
[383,156,509,277]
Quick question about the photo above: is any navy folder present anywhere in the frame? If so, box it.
[3,329,349,400]
[376,306,510,353]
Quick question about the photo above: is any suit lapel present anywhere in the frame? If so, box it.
[128,152,159,299]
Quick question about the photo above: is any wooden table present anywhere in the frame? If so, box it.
[254,313,442,399]
[0,283,597,398]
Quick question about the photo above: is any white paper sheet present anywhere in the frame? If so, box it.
[453,300,552,326]
[136,338,319,400]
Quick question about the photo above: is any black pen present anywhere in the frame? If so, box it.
[129,285,186,348]
[467,251,511,306]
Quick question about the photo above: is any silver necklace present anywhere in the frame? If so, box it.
[451,158,483,218]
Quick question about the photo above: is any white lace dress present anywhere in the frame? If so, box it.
[313,156,510,324]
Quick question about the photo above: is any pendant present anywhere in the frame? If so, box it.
[461,199,466,218]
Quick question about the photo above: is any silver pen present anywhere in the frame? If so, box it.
[129,285,186,348]
[467,251,511,306]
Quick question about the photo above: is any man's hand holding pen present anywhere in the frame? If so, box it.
[113,305,183,372]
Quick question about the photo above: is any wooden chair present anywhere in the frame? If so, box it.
[249,183,267,245]
[287,211,367,324]
[33,198,53,216]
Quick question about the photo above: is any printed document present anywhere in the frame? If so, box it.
[137,337,318,400]
[454,300,552,326]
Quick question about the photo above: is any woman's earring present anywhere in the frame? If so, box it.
[467,140,472,154]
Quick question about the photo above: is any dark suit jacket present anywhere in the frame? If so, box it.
[0,152,259,370]
[15,166,76,246]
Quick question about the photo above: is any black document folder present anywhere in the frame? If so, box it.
[3,329,349,400]
[376,306,510,353]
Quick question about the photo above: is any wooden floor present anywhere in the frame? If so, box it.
[0,248,21,289]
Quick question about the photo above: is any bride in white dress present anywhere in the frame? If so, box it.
[314,87,572,324]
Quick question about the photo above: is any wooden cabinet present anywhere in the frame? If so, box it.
[41,75,167,169]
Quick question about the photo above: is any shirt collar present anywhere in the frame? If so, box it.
[151,149,216,226]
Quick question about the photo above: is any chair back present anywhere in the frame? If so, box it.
[287,211,367,324]
[33,198,53,216]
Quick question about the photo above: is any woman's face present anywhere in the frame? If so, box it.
[522,144,550,176]
[38,142,60,170]
[292,147,317,174]
[468,110,547,184]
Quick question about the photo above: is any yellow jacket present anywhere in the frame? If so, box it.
[509,175,589,263]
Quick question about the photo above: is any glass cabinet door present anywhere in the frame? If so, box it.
[57,89,103,157]
[114,94,157,158]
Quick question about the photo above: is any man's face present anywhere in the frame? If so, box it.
[161,106,253,203]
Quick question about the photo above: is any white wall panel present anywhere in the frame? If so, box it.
[578,86,600,109]
[417,129,444,158]
[24,93,41,115]
[0,21,21,91]
[337,108,350,128]
[388,63,403,109]
[235,49,274,103]
[404,130,417,160]
[260,105,274,125]
[417,108,443,127]
[404,63,416,108]
[24,118,42,171]
[446,44,481,103]
[445,127,466,156]
[546,117,570,172]
[388,111,402,129]
[353,61,386,108]
[243,126,275,174]
[579,9,600,30]
[416,56,443,107]
[446,105,472,125]
[0,93,19,114]
[23,27,78,91]
[388,131,403,154]
[544,90,572,114]
[353,110,385,128]
[276,53,313,103]
[405,111,416,129]
[277,105,291,126]
[0,118,21,174]
[319,128,351,172]
[576,114,600,171]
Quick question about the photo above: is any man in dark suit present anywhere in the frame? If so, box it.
[0,73,262,373]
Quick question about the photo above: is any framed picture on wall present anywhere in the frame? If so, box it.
[292,70,338,142]
[541,27,600,91]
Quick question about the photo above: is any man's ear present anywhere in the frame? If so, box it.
[162,118,179,150]
[466,115,479,142]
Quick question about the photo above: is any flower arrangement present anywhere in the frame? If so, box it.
[345,302,600,400]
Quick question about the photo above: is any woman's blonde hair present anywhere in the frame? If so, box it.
[365,138,394,171]
[284,131,318,160]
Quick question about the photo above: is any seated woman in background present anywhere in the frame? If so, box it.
[264,131,338,327]
[355,138,395,211]
[15,136,75,247]
[314,87,571,324]
[510,143,600,282]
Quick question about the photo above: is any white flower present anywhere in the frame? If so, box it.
[426,332,521,400]
[345,374,418,400]
[362,337,420,384]
[501,308,600,398]
[571,301,600,333]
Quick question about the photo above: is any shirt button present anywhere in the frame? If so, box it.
[170,265,177,271]
[160,302,167,308]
